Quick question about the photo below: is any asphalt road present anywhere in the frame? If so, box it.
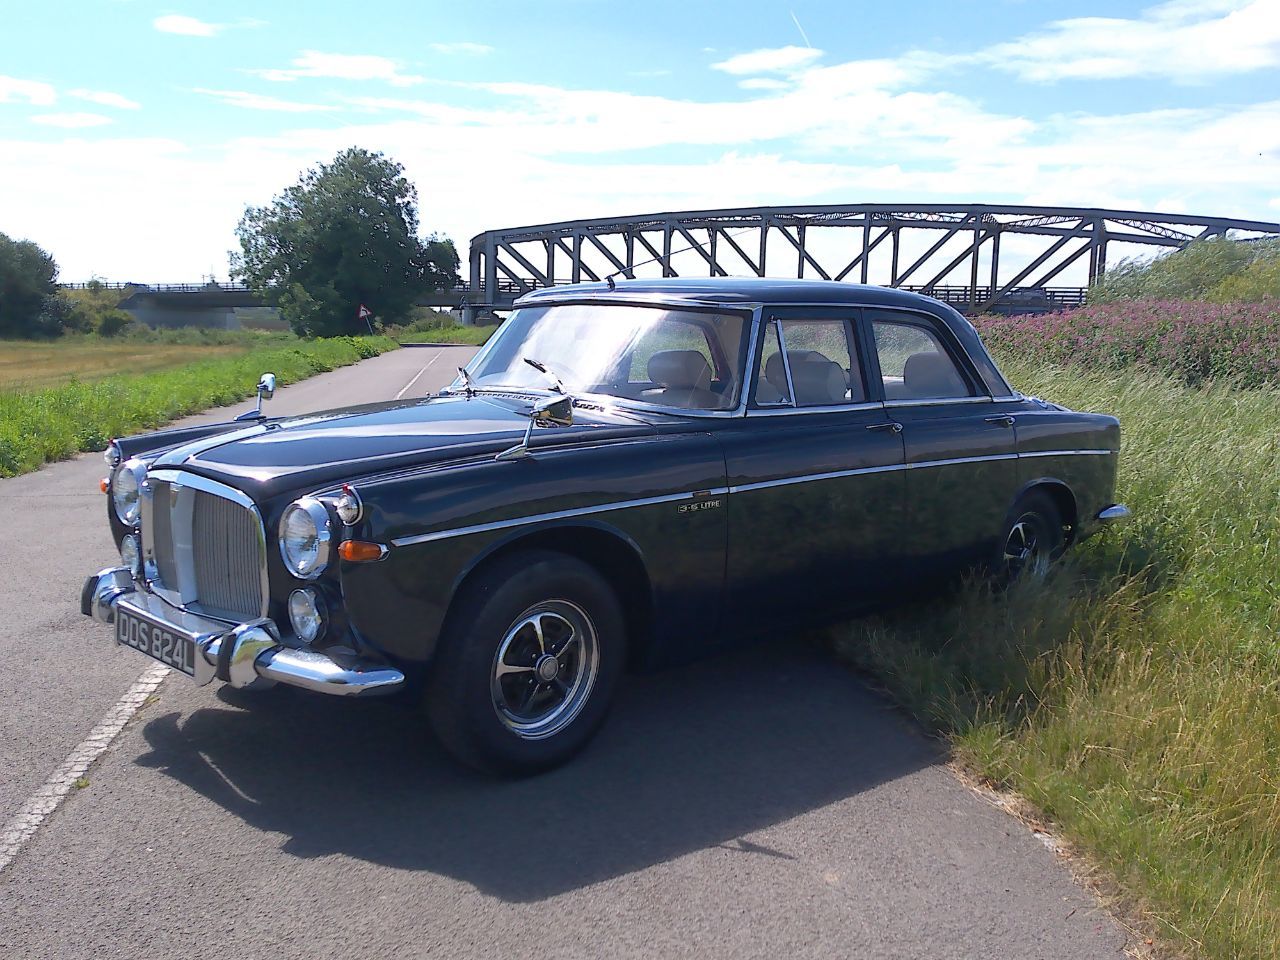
[0,346,1127,959]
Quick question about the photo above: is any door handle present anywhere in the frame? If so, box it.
[984,414,1016,427]
[866,421,903,434]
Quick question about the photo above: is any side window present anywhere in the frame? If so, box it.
[871,319,972,400]
[755,321,791,405]
[754,317,863,407]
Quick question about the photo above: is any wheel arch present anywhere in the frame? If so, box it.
[1013,477,1079,543]
[442,520,655,667]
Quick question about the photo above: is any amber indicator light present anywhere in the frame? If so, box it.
[99,477,109,494]
[338,540,384,562]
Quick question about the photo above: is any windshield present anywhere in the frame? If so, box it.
[454,303,751,411]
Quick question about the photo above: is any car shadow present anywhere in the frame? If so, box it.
[135,641,937,903]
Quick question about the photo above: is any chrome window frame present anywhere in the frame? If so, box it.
[466,295,1027,419]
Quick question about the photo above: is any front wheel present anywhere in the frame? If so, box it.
[426,550,626,776]
[994,492,1064,584]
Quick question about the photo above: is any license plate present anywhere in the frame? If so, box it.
[116,605,196,676]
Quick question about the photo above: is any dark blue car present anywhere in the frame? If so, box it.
[84,278,1128,774]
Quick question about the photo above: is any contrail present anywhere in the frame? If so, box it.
[789,9,812,48]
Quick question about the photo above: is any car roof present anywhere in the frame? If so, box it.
[516,277,955,313]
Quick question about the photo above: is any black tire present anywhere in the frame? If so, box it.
[426,549,626,776]
[994,491,1064,585]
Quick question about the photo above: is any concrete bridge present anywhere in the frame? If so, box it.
[71,204,1280,327]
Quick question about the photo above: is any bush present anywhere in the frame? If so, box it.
[95,309,135,337]
[974,299,1280,388]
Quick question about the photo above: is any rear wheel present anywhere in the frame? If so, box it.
[995,492,1064,584]
[426,550,626,776]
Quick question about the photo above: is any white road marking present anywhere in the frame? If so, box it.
[395,351,442,400]
[0,663,169,874]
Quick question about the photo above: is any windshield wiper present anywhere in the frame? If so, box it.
[522,356,567,395]
[456,366,477,398]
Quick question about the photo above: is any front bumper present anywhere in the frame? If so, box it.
[81,567,404,697]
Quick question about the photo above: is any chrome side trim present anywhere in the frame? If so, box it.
[390,487,732,548]
[389,449,1116,549]
[883,396,993,407]
[1097,504,1131,523]
[748,401,885,417]
[728,464,904,494]
[1020,449,1114,458]
[727,453,1018,494]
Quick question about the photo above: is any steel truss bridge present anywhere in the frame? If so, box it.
[468,204,1280,315]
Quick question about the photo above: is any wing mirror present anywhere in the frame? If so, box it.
[495,395,574,460]
[532,394,573,427]
[235,372,278,421]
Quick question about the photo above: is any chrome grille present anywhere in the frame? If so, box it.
[141,471,266,622]
[149,481,179,587]
[193,491,264,620]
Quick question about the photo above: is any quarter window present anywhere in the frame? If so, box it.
[871,319,972,400]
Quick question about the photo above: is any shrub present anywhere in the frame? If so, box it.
[974,299,1280,388]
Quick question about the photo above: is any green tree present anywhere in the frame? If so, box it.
[0,232,68,338]
[231,147,459,336]
[63,279,135,336]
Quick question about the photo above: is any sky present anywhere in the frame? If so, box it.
[1,0,1278,283]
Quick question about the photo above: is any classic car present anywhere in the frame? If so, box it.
[82,278,1128,774]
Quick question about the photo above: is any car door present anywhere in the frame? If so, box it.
[719,308,906,639]
[862,308,1021,575]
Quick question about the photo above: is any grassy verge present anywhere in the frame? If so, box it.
[837,359,1279,959]
[0,335,397,477]
[396,325,494,346]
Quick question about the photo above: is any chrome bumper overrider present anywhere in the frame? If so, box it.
[81,567,404,697]
[1096,504,1131,524]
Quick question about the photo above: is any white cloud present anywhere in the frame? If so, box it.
[978,0,1280,81]
[69,89,140,110]
[738,78,789,90]
[30,112,113,128]
[2,15,1278,284]
[153,15,222,37]
[711,45,822,75]
[0,75,56,106]
[429,42,494,55]
[253,51,424,86]
[192,89,331,112]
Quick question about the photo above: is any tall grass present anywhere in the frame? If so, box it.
[839,359,1280,959]
[1091,237,1280,303]
[0,335,396,476]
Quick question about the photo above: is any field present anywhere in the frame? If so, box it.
[0,338,253,392]
[840,316,1280,959]
[0,335,397,477]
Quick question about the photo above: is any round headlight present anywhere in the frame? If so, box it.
[279,497,331,579]
[288,588,327,644]
[111,459,146,526]
[119,533,142,578]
